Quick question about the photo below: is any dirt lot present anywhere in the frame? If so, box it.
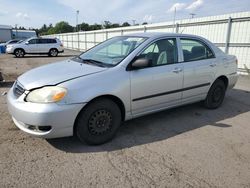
[0,50,80,81]
[0,51,250,187]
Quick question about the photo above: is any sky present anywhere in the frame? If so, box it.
[0,0,250,29]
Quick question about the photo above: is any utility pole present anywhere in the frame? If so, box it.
[132,20,136,26]
[76,10,80,50]
[76,10,79,32]
[15,24,18,39]
[190,13,196,19]
[172,7,176,32]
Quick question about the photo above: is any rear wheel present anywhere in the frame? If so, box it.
[76,98,121,145]
[49,49,58,57]
[14,49,25,58]
[204,79,226,109]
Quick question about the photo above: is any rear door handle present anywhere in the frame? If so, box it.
[172,68,182,73]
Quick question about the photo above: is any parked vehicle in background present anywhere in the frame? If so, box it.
[7,33,238,145]
[0,39,22,53]
[6,37,64,57]
[17,40,23,44]
[1,39,21,47]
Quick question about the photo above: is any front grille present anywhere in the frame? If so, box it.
[13,81,25,98]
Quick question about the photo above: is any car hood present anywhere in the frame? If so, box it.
[18,59,107,90]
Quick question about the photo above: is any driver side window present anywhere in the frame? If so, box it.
[28,39,37,44]
[139,38,178,67]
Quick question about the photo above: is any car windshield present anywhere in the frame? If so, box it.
[6,40,15,44]
[78,36,147,66]
[22,38,32,43]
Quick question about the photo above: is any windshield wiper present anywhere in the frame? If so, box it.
[72,56,84,62]
[73,56,113,67]
[82,59,114,67]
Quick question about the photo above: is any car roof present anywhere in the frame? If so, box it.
[124,32,203,39]
[28,37,58,40]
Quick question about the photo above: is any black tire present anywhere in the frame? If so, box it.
[76,98,121,145]
[14,49,25,58]
[48,48,58,57]
[204,79,226,109]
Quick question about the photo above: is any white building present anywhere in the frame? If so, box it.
[12,29,37,40]
[0,24,37,42]
[0,25,12,43]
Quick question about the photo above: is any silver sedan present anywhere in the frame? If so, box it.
[7,33,238,145]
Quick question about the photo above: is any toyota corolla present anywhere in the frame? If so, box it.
[7,33,238,145]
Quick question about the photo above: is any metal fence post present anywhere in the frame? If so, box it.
[66,34,69,49]
[94,32,96,45]
[85,32,87,51]
[225,17,232,54]
[106,31,108,40]
[175,23,179,33]
[71,33,74,50]
[77,32,80,51]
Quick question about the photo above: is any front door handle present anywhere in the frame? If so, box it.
[172,68,182,73]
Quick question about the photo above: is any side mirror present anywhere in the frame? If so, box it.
[25,41,29,45]
[131,58,149,69]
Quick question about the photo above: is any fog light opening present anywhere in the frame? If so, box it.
[27,125,52,132]
[38,126,52,132]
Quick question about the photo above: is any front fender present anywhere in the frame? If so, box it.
[58,67,131,114]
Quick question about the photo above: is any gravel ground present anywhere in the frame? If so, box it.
[0,51,250,187]
[0,50,80,81]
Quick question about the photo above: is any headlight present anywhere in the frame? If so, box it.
[26,86,67,103]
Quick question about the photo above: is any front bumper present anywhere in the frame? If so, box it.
[7,86,85,139]
[6,47,14,54]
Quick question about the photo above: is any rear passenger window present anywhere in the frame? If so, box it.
[37,39,45,44]
[180,39,215,62]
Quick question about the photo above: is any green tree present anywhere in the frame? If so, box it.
[48,21,74,34]
[122,22,130,27]
[89,23,102,30]
[18,26,26,30]
[57,21,73,33]
[103,21,112,29]
[47,27,56,35]
[78,22,89,31]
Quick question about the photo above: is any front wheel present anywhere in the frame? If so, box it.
[14,49,25,58]
[76,98,121,145]
[48,49,58,57]
[204,79,226,109]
